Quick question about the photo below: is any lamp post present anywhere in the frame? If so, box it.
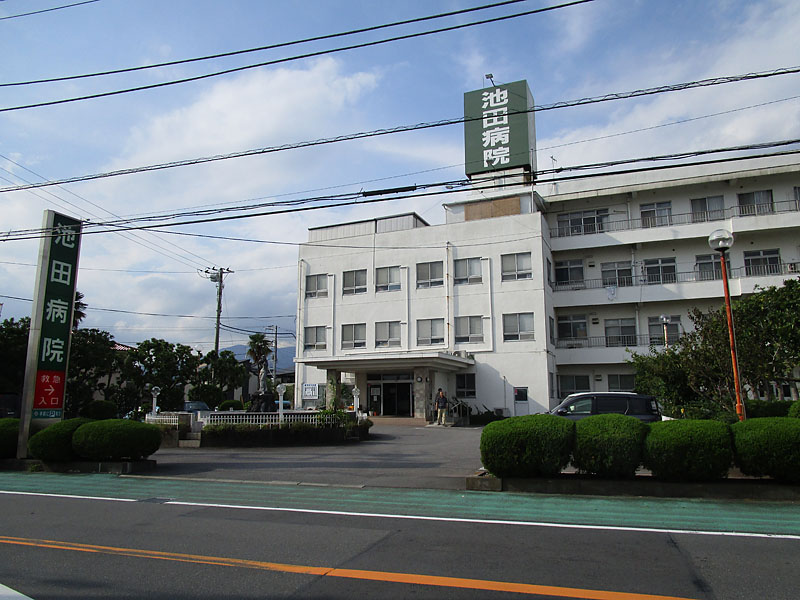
[708,229,745,421]
[150,386,161,416]
[659,314,671,347]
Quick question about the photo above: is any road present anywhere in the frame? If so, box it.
[0,472,798,599]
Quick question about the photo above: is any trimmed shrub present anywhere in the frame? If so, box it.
[731,417,800,482]
[28,418,94,462]
[788,402,800,419]
[744,399,792,418]
[218,399,244,412]
[72,419,161,461]
[200,423,353,447]
[572,414,647,478]
[80,400,117,420]
[0,418,20,459]
[480,414,574,478]
[643,420,732,481]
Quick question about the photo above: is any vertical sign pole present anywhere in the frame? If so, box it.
[17,211,82,458]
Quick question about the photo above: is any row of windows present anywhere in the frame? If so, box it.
[556,314,681,347]
[551,249,784,287]
[557,374,635,398]
[554,188,799,235]
[305,252,532,298]
[304,313,535,350]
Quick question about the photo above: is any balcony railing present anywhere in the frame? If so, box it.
[556,334,679,349]
[552,262,799,292]
[552,199,800,238]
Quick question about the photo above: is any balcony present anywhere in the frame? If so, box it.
[554,334,676,365]
[551,199,800,239]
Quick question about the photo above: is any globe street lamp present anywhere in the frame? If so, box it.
[659,314,671,347]
[150,386,161,416]
[707,229,745,421]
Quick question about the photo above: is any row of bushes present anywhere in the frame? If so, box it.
[480,414,800,483]
[0,417,161,462]
[202,420,372,447]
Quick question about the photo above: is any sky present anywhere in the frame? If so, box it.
[2,0,800,354]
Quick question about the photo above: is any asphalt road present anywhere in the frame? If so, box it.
[0,421,798,599]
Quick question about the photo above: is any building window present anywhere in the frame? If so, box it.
[503,312,534,341]
[416,261,443,288]
[417,318,445,346]
[744,249,781,276]
[554,259,584,288]
[557,314,588,341]
[305,274,328,298]
[455,316,483,343]
[454,257,482,284]
[376,266,401,292]
[605,318,637,347]
[303,326,326,350]
[375,321,401,347]
[514,387,528,403]
[558,374,590,399]
[601,261,633,287]
[738,190,774,216]
[456,373,476,398]
[556,209,608,236]
[549,316,555,345]
[647,315,680,346]
[546,258,552,287]
[695,254,722,281]
[644,257,677,284]
[549,372,555,398]
[341,323,366,349]
[691,195,724,222]
[342,269,367,295]
[641,201,672,227]
[608,374,636,392]
[794,187,800,211]
[501,252,532,281]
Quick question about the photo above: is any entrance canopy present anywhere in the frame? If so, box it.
[295,351,474,373]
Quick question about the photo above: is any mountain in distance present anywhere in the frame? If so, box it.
[222,344,295,372]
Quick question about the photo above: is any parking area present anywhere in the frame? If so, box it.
[150,419,485,490]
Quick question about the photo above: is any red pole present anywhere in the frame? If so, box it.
[719,252,745,421]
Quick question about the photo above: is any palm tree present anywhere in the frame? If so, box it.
[247,333,272,393]
[72,291,87,330]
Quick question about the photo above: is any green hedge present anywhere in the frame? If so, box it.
[201,421,370,447]
[572,414,647,478]
[643,420,732,481]
[28,418,94,462]
[788,402,800,419]
[218,399,244,412]
[80,400,117,420]
[732,417,800,482]
[0,418,20,459]
[744,399,793,418]
[72,419,161,461]
[480,414,574,478]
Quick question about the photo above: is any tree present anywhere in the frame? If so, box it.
[119,338,199,412]
[72,291,87,330]
[0,317,30,394]
[65,328,118,418]
[191,350,247,408]
[246,333,272,391]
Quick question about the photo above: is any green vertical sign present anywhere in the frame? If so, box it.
[17,211,82,457]
[463,80,536,178]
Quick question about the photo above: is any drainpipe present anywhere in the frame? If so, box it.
[446,241,453,351]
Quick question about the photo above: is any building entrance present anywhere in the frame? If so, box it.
[367,373,413,416]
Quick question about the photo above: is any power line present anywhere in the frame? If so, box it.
[2,64,798,197]
[0,0,592,113]
[0,0,99,21]
[2,0,528,87]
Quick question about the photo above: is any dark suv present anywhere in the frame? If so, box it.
[549,392,661,422]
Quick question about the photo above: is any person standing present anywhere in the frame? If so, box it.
[435,389,448,426]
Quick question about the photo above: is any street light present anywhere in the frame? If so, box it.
[659,314,671,347]
[150,386,161,416]
[708,229,745,421]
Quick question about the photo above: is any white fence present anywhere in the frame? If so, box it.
[147,410,361,430]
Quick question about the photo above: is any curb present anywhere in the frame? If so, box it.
[0,459,157,475]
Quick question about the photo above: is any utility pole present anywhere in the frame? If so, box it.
[202,267,233,355]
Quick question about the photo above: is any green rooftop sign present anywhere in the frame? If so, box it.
[463,80,536,178]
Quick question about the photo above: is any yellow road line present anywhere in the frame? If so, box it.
[0,535,697,600]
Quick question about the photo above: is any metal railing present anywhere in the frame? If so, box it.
[203,410,355,427]
[145,414,180,426]
[552,262,799,292]
[551,199,800,238]
[556,334,682,349]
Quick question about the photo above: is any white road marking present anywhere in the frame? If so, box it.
[0,583,33,599]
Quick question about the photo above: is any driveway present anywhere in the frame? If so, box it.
[150,420,484,490]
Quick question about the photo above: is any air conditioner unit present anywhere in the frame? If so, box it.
[453,351,466,358]
[788,263,798,273]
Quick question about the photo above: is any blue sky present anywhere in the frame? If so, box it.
[2,0,799,352]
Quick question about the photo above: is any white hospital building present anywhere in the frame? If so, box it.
[293,81,800,418]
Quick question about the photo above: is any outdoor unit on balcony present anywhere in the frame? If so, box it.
[788,263,798,273]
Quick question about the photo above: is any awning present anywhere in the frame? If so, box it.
[295,351,474,373]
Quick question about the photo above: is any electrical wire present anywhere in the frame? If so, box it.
[2,0,528,87]
[0,0,99,21]
[0,0,592,112]
[2,64,798,197]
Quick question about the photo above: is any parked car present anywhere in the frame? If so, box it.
[549,392,661,422]
[183,401,210,414]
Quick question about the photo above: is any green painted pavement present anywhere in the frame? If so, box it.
[0,472,798,536]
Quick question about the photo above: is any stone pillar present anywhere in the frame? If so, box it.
[413,367,432,420]
[325,369,340,409]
